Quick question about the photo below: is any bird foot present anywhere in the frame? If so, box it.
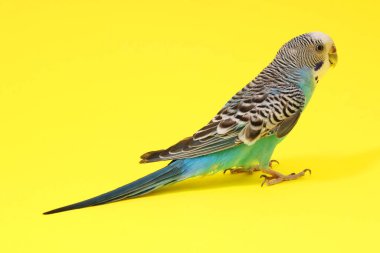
[224,166,260,175]
[260,168,311,186]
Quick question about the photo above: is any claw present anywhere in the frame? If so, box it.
[223,169,231,174]
[260,174,269,187]
[269,160,280,168]
[304,169,312,175]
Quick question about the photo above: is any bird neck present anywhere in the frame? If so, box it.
[264,60,316,106]
[296,68,316,106]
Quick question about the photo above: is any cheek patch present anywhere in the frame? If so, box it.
[314,61,324,71]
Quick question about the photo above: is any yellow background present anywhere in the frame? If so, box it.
[1,0,379,252]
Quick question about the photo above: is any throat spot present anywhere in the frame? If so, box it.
[314,61,324,71]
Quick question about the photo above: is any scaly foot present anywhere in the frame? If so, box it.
[223,166,259,175]
[260,168,311,186]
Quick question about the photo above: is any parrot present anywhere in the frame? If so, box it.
[44,32,337,215]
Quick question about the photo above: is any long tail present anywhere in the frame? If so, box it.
[43,162,190,215]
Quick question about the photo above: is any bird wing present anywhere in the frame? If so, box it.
[140,82,305,163]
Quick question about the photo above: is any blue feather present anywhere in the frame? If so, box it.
[43,161,190,214]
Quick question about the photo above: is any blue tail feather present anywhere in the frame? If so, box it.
[43,162,188,215]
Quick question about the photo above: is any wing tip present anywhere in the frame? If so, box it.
[140,150,165,163]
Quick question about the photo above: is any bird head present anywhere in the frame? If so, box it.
[277,32,338,80]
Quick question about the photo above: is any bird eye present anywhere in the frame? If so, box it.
[316,44,324,52]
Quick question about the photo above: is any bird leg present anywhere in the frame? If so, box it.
[223,166,260,175]
[223,160,279,175]
[260,168,311,186]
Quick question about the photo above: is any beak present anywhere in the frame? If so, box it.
[328,45,338,67]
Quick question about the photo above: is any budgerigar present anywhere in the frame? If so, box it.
[44,32,337,215]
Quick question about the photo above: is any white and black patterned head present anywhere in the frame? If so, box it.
[277,32,337,79]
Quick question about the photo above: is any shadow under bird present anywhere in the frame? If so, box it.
[44,32,338,215]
